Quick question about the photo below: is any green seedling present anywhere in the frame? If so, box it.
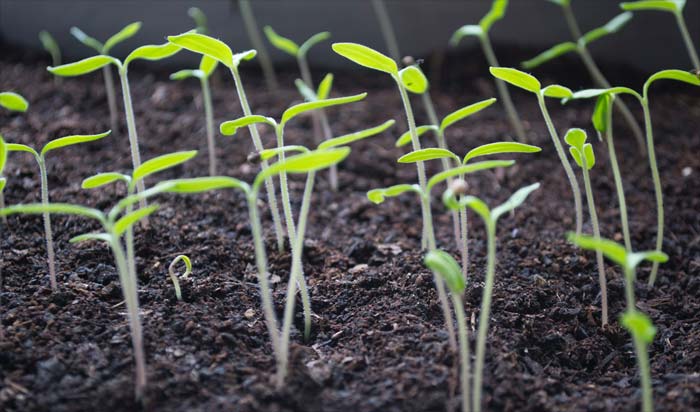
[490,67,583,236]
[444,182,540,412]
[38,31,61,85]
[0,175,233,400]
[168,254,192,301]
[566,69,700,285]
[0,92,29,222]
[188,7,208,34]
[568,233,668,412]
[171,57,219,176]
[371,0,402,61]
[49,37,181,213]
[238,0,278,90]
[564,128,608,325]
[450,0,527,142]
[70,22,142,134]
[6,131,110,290]
[522,5,645,152]
[621,0,699,70]
[368,159,517,353]
[424,250,471,412]
[167,32,286,251]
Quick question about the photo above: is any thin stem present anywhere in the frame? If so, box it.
[200,77,217,176]
[38,159,56,291]
[319,111,338,190]
[675,12,700,71]
[537,94,583,236]
[581,164,608,326]
[118,69,147,212]
[238,0,278,91]
[641,103,664,286]
[103,65,119,135]
[562,4,583,40]
[125,185,136,303]
[624,267,636,312]
[371,0,401,62]
[633,334,654,412]
[275,127,297,245]
[230,67,285,251]
[472,220,496,412]
[605,104,632,252]
[479,35,527,142]
[0,192,7,224]
[452,294,471,412]
[460,207,469,281]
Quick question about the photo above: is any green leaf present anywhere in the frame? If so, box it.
[463,142,541,164]
[70,232,112,244]
[48,55,118,77]
[567,232,628,268]
[569,147,583,169]
[133,150,197,182]
[299,31,332,57]
[427,160,515,191]
[220,115,277,136]
[367,184,421,204]
[0,178,6,193]
[255,148,351,190]
[0,202,103,221]
[592,94,612,133]
[565,128,595,170]
[424,250,465,294]
[581,12,633,45]
[620,310,657,344]
[103,22,142,54]
[395,125,438,148]
[295,79,317,101]
[39,31,61,62]
[170,69,200,81]
[399,66,429,94]
[232,50,257,67]
[41,131,110,156]
[620,0,685,13]
[259,145,310,161]
[70,27,104,52]
[542,84,573,99]
[168,33,234,67]
[521,42,578,70]
[124,42,181,67]
[564,128,587,150]
[398,148,460,164]
[583,144,595,169]
[479,0,509,32]
[316,73,334,100]
[627,250,669,270]
[332,42,398,75]
[644,69,700,96]
[318,119,395,149]
[114,205,158,236]
[491,182,540,221]
[160,176,250,194]
[0,134,7,175]
[489,67,541,93]
[450,25,484,46]
[440,98,497,133]
[281,93,367,125]
[82,172,130,189]
[199,55,218,77]
[188,7,208,34]
[452,195,492,222]
[6,143,39,158]
[263,26,300,56]
[0,92,29,112]
[569,87,641,101]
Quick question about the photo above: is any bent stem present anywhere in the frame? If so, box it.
[581,163,608,325]
[38,159,57,291]
[605,104,632,252]
[200,76,217,176]
[537,94,583,236]
[452,293,471,412]
[118,69,147,212]
[675,11,700,70]
[641,103,663,286]
[103,65,119,134]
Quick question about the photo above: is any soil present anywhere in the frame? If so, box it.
[1,44,699,412]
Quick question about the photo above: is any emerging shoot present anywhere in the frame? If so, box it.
[168,254,192,301]
[238,0,278,90]
[39,31,61,85]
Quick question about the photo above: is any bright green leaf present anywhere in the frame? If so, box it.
[583,143,595,169]
[567,232,628,268]
[521,42,578,70]
[299,31,331,57]
[332,42,398,75]
[0,92,29,112]
[424,250,465,294]
[318,120,395,149]
[232,50,257,67]
[41,131,110,156]
[620,0,685,13]
[479,0,509,32]
[564,128,587,150]
[569,147,584,169]
[161,176,250,194]
[463,142,541,163]
[427,160,515,191]
[592,94,612,133]
[451,195,492,222]
[124,42,181,67]
[255,148,351,190]
[170,69,200,81]
[220,115,277,136]
[281,93,367,125]
[48,55,118,77]
[0,178,6,193]
[492,182,540,221]
[0,202,103,221]
[367,184,421,204]
[620,310,657,344]
[450,25,484,46]
[199,55,218,77]
[263,26,300,56]
[644,69,700,96]
[395,125,438,148]
[399,66,429,94]
[168,32,234,68]
[440,98,497,133]
[490,67,541,93]
[0,134,7,175]
[259,145,310,161]
[542,84,573,99]
[82,172,129,189]
[627,250,669,270]
[316,73,334,100]
[70,232,112,244]
[103,22,142,54]
[133,150,197,182]
[114,205,158,236]
[398,148,460,164]
[6,143,39,158]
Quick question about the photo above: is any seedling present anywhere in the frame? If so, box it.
[424,250,470,412]
[522,6,645,152]
[167,32,286,251]
[450,0,527,142]
[490,67,583,236]
[0,91,29,220]
[70,22,142,134]
[38,31,61,85]
[564,128,608,325]
[168,254,192,301]
[621,0,699,70]
[6,131,110,290]
[568,233,668,412]
[443,182,540,412]
[238,0,278,90]
[371,0,401,62]
[188,7,208,34]
[171,57,219,175]
[566,69,700,284]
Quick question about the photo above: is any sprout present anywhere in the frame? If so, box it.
[38,31,61,85]
[188,7,208,34]
[371,0,402,61]
[444,182,540,412]
[564,128,609,325]
[621,0,699,70]
[0,91,29,112]
[521,5,646,153]
[238,0,278,90]
[6,131,111,290]
[565,69,700,285]
[70,22,142,134]
[450,0,527,142]
[568,233,668,412]
[168,255,192,301]
[170,57,219,176]
[489,67,584,236]
[167,32,286,251]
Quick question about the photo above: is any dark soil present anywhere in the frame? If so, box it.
[1,45,699,412]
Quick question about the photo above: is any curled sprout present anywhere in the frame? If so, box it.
[168,255,192,301]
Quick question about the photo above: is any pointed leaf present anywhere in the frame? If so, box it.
[620,310,657,344]
[70,27,104,52]
[367,184,421,204]
[114,205,158,236]
[281,93,367,125]
[398,148,460,164]
[427,160,515,191]
[620,0,685,13]
[455,195,491,222]
[332,43,398,75]
[0,92,29,112]
[263,26,300,56]
[395,125,438,148]
[440,98,497,132]
[6,143,39,158]
[424,250,465,294]
[259,145,310,161]
[567,233,628,268]
[644,69,700,96]
[0,135,7,174]
[299,31,331,57]
[199,55,218,77]
[103,22,142,54]
[582,12,633,45]
[82,172,130,189]
[220,115,277,136]
[48,55,118,77]
[570,87,641,101]
[316,73,334,100]
[399,66,429,94]
[542,84,573,99]
[490,67,541,93]
[133,150,197,182]
[170,69,200,81]
[159,176,250,194]
[255,148,351,189]
[479,0,509,32]
[41,131,110,156]
[168,33,234,67]
[124,42,181,67]
[318,120,395,149]
[463,142,541,163]
[0,203,103,221]
[521,42,578,70]
[627,250,669,270]
[70,232,112,244]
[450,25,484,46]
[592,94,612,133]
[232,50,257,67]
[492,182,540,221]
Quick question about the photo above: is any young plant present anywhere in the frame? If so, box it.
[450,0,527,142]
[443,182,540,412]
[38,31,61,85]
[371,0,402,62]
[48,38,182,212]
[6,131,111,290]
[167,32,286,251]
[70,22,142,134]
[188,7,208,34]
[621,0,699,70]
[522,5,646,152]
[170,57,219,175]
[238,0,279,90]
[564,128,608,325]
[566,69,700,284]
[168,254,192,301]
[568,233,668,412]
[490,67,583,236]
[0,91,29,219]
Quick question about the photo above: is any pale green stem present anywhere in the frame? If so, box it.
[275,126,297,247]
[624,267,636,312]
[318,111,338,190]
[238,0,278,91]
[633,333,654,412]
[562,4,583,40]
[460,207,469,280]
[452,293,471,412]
[641,102,663,286]
[479,34,527,142]
[605,105,632,252]
[200,76,217,176]
[675,11,700,70]
[371,0,401,62]
[37,158,56,291]
[229,67,285,251]
[581,163,608,326]
[103,65,119,135]
[125,185,136,302]
[0,192,7,224]
[472,220,496,412]
[537,94,583,236]
[118,69,147,212]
